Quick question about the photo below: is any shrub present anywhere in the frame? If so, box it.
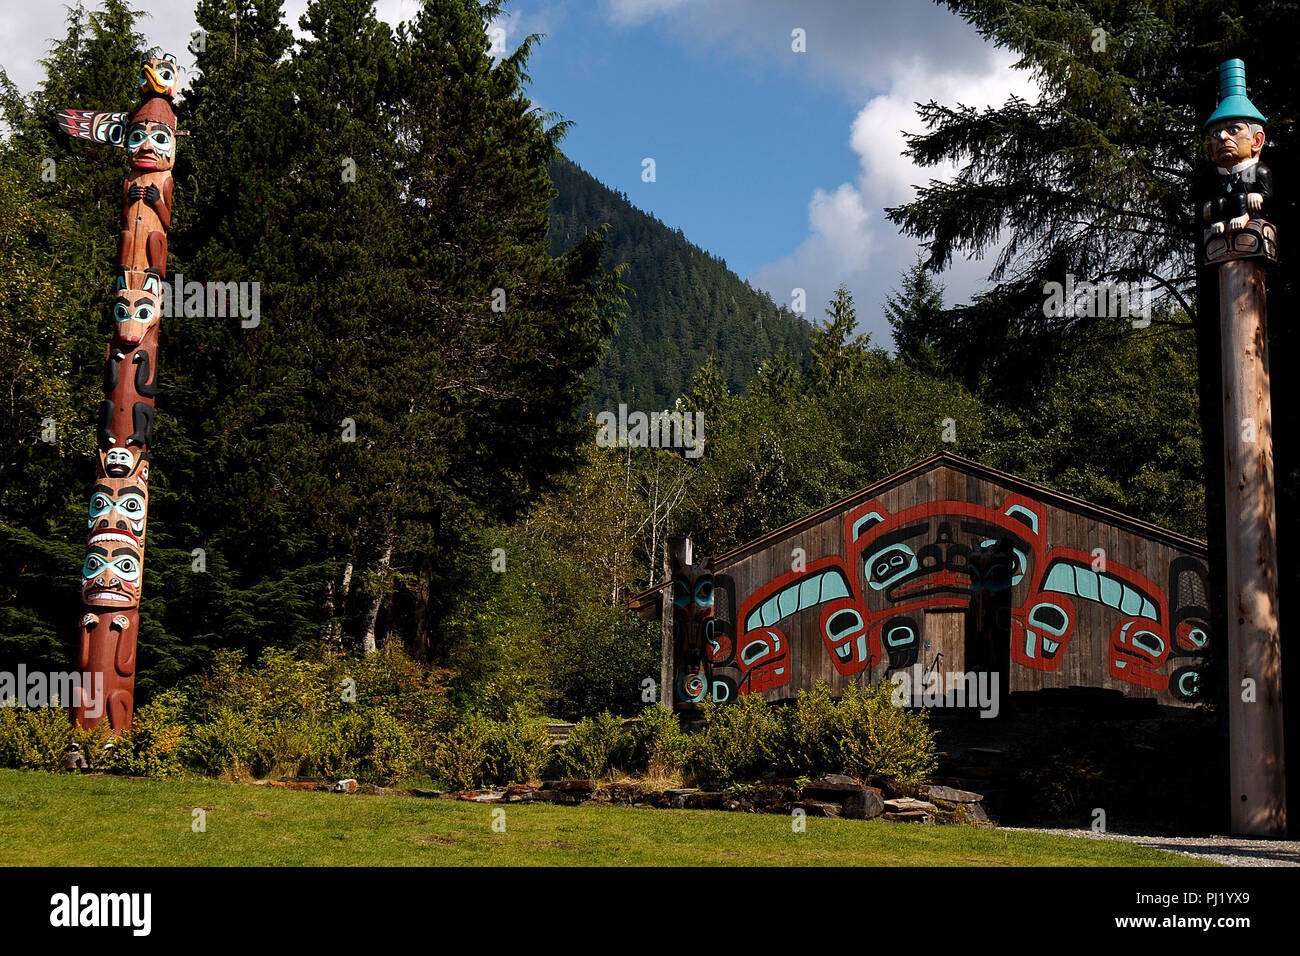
[182,644,450,785]
[483,706,550,785]
[619,705,688,776]
[107,689,188,778]
[772,681,841,778]
[685,694,778,784]
[836,681,937,786]
[0,705,73,770]
[182,707,273,779]
[430,716,491,790]
[552,711,626,779]
[353,707,418,785]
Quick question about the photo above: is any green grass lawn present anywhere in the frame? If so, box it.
[0,770,1214,867]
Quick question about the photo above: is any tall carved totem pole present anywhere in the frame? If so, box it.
[56,55,179,731]
[1200,59,1287,836]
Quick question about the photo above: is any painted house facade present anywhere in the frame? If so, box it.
[630,453,1213,711]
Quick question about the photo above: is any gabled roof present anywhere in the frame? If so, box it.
[627,451,1207,616]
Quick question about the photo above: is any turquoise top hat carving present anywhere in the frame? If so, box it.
[1204,59,1267,130]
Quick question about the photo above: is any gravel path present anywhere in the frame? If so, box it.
[1000,827,1300,866]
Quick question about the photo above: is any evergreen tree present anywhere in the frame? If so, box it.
[810,284,870,393]
[885,256,945,375]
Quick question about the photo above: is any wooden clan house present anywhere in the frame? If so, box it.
[631,453,1213,712]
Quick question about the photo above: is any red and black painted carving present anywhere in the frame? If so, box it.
[57,53,178,731]
[716,492,1211,704]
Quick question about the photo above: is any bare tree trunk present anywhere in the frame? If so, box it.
[327,552,355,653]
[361,539,394,655]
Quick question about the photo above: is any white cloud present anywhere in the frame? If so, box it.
[591,0,1041,347]
[599,0,994,94]
[752,50,1039,345]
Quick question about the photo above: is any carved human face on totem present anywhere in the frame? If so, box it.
[102,447,142,480]
[1207,119,1265,169]
[87,478,148,551]
[112,268,163,345]
[81,540,143,608]
[138,57,179,100]
[126,120,175,171]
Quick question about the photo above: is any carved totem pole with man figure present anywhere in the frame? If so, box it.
[1200,58,1286,837]
[56,54,179,731]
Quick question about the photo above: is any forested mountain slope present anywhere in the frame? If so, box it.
[548,156,813,411]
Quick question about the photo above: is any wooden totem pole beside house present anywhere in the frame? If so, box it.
[661,536,718,711]
[56,55,180,731]
[1200,59,1287,837]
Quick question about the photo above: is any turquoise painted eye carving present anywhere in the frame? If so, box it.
[694,580,714,607]
[114,303,131,322]
[111,556,140,581]
[88,494,114,522]
[127,128,147,149]
[83,554,140,581]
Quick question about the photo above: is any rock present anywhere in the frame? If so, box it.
[799,780,884,820]
[745,785,798,810]
[844,788,885,821]
[820,774,860,787]
[62,747,88,772]
[956,802,990,825]
[551,779,596,803]
[665,788,699,808]
[682,791,730,810]
[802,780,865,796]
[332,778,359,793]
[793,800,842,819]
[883,810,933,823]
[924,785,984,805]
[505,784,540,803]
[409,788,444,799]
[605,783,645,804]
[521,789,564,804]
[883,797,937,813]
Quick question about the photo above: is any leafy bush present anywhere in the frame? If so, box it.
[0,704,72,770]
[552,711,626,778]
[483,706,551,785]
[106,689,188,778]
[619,705,688,775]
[430,716,491,790]
[836,682,937,786]
[772,681,841,777]
[182,707,273,779]
[685,694,778,784]
[182,644,448,785]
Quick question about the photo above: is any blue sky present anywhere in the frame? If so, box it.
[1,0,1039,343]
[516,6,862,279]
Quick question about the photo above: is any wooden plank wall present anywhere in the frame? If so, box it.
[701,462,1211,708]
